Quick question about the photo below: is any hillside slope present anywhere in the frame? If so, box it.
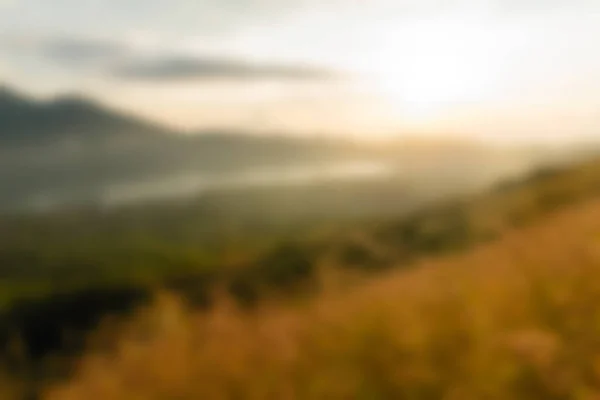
[0,156,598,361]
[39,192,600,399]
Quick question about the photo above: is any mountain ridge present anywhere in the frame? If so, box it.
[0,86,587,212]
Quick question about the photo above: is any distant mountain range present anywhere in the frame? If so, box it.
[0,86,593,212]
[0,87,381,210]
[0,87,175,146]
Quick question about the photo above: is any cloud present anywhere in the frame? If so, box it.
[111,57,337,81]
[0,35,131,68]
[39,37,130,66]
[0,33,338,81]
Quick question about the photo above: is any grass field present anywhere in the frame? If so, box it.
[2,156,600,398]
[41,196,600,399]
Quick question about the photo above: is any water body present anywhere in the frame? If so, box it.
[102,161,397,205]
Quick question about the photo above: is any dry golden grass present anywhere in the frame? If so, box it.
[0,374,22,400]
[43,197,600,399]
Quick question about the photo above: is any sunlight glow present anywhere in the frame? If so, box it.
[364,18,499,125]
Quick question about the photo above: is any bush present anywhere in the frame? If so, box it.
[164,270,218,309]
[0,285,150,359]
[255,243,315,290]
[337,240,389,271]
[227,243,316,305]
[377,205,472,257]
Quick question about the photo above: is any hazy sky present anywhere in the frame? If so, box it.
[1,0,600,141]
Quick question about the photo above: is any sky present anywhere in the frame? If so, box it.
[1,0,600,142]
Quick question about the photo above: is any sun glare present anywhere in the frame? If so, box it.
[365,18,497,125]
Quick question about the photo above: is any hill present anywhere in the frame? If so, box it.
[0,87,173,146]
[0,152,598,397]
[37,192,600,400]
[14,155,599,399]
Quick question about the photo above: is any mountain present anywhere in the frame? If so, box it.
[0,87,584,212]
[0,88,175,147]
[0,88,378,210]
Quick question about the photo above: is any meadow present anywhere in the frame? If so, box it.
[1,155,600,398]
[42,195,600,399]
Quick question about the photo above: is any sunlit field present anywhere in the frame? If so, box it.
[0,155,595,399]
[39,195,600,399]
